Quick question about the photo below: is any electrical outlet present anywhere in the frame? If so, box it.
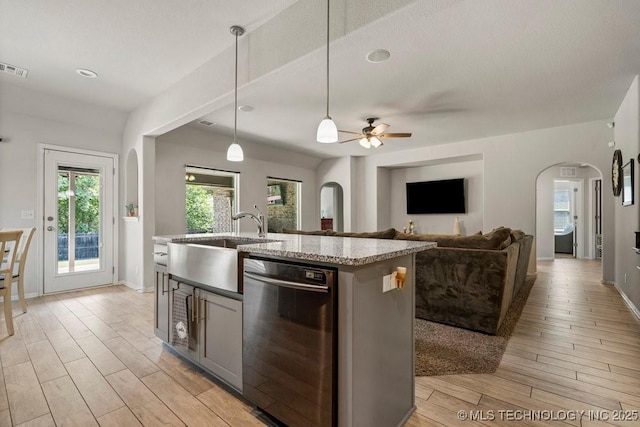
[21,209,34,219]
[382,272,397,293]
[624,273,627,283]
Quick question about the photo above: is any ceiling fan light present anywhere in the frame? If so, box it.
[370,137,382,148]
[317,117,338,143]
[226,142,244,161]
[359,138,371,149]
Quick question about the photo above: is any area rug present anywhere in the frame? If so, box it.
[415,275,536,376]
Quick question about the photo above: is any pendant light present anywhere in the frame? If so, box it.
[316,0,338,143]
[227,25,245,162]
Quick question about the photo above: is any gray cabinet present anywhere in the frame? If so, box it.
[165,281,243,391]
[153,264,170,342]
[199,290,243,390]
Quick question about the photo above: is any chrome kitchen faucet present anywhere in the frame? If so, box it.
[231,205,265,237]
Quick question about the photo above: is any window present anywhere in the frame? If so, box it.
[553,181,574,233]
[185,167,238,234]
[266,177,301,233]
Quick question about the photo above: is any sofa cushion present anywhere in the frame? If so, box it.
[394,232,450,242]
[281,229,334,236]
[395,227,512,250]
[480,227,512,249]
[510,229,526,241]
[333,228,396,239]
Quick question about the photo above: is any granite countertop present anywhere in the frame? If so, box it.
[153,232,435,266]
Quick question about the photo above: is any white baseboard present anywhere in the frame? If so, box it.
[2,293,39,302]
[601,279,616,286]
[120,280,142,291]
[613,283,640,321]
[119,281,153,293]
[537,257,554,261]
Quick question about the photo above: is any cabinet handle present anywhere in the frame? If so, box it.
[200,300,207,322]
[161,273,167,296]
[194,294,199,325]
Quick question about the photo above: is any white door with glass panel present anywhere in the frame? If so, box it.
[44,149,115,293]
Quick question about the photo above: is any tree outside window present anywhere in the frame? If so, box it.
[185,167,237,234]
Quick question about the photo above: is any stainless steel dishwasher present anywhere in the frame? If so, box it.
[243,256,337,427]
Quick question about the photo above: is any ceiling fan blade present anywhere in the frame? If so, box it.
[338,130,362,135]
[371,123,389,135]
[338,138,360,144]
[379,133,412,138]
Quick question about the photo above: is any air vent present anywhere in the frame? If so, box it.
[198,120,215,126]
[560,167,577,177]
[0,62,29,78]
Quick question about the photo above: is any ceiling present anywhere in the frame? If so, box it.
[2,0,640,159]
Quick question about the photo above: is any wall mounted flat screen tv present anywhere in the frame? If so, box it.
[406,178,466,214]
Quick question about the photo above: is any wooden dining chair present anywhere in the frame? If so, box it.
[0,230,23,336]
[13,227,36,313]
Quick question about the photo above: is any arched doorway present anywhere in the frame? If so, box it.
[320,182,344,232]
[536,162,603,261]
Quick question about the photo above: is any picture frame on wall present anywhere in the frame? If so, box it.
[622,159,634,206]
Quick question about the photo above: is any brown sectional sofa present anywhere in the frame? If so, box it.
[283,227,533,335]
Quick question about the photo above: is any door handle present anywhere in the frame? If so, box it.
[47,226,55,231]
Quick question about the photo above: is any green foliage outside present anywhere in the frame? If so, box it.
[57,173,100,234]
[186,184,214,233]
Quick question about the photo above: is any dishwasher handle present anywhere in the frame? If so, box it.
[244,271,330,293]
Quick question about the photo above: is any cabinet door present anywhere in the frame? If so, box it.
[169,280,199,361]
[153,264,169,342]
[198,290,243,391]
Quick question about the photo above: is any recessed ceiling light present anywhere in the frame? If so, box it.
[76,68,98,78]
[238,105,254,112]
[366,49,391,63]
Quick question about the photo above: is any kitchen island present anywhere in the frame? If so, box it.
[153,232,435,427]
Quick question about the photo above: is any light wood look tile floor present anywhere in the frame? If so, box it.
[0,258,637,426]
[407,259,640,427]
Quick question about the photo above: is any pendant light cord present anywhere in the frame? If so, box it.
[325,0,330,118]
[234,29,239,142]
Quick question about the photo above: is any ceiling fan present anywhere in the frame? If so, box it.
[338,117,412,148]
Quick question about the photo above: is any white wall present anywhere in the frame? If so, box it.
[536,165,601,260]
[354,119,616,281]
[155,126,321,236]
[0,82,126,296]
[613,76,640,313]
[388,158,483,235]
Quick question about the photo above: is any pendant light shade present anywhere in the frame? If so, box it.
[359,138,371,149]
[226,142,244,161]
[316,0,338,143]
[317,117,338,143]
[227,25,245,162]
